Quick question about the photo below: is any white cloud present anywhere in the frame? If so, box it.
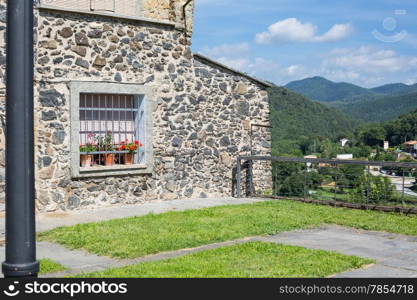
[285,65,305,76]
[405,78,417,85]
[200,42,250,58]
[255,18,353,44]
[215,56,310,85]
[321,46,417,74]
[216,57,251,71]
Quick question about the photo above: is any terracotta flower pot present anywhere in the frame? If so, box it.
[80,154,93,167]
[104,153,114,166]
[124,153,135,165]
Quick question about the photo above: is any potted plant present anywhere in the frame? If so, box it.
[119,139,143,165]
[79,143,96,168]
[96,132,115,166]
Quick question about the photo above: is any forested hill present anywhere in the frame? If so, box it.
[370,83,417,95]
[268,86,358,155]
[285,77,417,122]
[285,76,374,102]
[334,91,417,123]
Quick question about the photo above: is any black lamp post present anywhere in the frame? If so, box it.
[2,0,39,278]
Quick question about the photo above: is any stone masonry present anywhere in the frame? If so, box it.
[0,0,272,212]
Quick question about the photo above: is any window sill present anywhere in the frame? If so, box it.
[74,164,152,178]
[37,4,182,29]
[80,164,147,172]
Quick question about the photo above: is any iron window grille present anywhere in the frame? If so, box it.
[79,93,145,168]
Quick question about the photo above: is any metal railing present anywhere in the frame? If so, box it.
[235,156,417,214]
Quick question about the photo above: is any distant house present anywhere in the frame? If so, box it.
[404,141,417,151]
[340,138,349,147]
[337,154,353,160]
[304,155,318,168]
[404,141,417,155]
[384,141,389,151]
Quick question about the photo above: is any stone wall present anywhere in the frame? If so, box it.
[143,0,194,35]
[193,56,272,196]
[0,4,271,212]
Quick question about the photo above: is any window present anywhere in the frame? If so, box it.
[70,82,153,178]
[40,0,141,17]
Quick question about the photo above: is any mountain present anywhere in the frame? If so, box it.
[370,83,417,95]
[285,77,417,122]
[334,91,417,123]
[285,76,375,102]
[268,86,358,155]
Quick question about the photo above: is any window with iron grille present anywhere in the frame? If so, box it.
[70,82,153,178]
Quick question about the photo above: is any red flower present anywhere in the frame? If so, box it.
[134,141,139,145]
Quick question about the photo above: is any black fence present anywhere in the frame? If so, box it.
[235,156,417,214]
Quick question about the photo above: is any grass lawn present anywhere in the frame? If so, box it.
[40,259,66,274]
[312,187,350,201]
[73,242,374,278]
[39,200,417,259]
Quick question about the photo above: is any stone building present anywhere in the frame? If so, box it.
[0,0,272,212]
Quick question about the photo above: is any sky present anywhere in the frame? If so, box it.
[192,0,417,88]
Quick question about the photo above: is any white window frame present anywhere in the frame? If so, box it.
[70,81,154,178]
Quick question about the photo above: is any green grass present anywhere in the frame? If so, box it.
[312,187,350,201]
[39,259,66,274]
[40,200,417,259]
[73,242,374,278]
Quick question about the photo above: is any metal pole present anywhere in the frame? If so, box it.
[402,170,406,206]
[366,165,371,205]
[246,160,254,197]
[2,0,39,278]
[236,157,241,198]
[303,166,307,201]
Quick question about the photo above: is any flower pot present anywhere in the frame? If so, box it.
[104,153,114,166]
[124,153,135,165]
[80,154,93,167]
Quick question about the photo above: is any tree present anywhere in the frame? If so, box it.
[350,174,395,204]
[360,125,386,147]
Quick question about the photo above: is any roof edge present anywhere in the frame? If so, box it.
[194,54,274,88]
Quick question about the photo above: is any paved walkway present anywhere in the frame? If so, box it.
[263,225,417,278]
[1,198,417,278]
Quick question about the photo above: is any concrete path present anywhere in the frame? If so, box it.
[262,225,417,278]
[41,237,259,277]
[0,197,263,240]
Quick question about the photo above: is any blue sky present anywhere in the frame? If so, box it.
[192,0,417,87]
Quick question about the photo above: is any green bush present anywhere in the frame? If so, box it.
[349,174,395,204]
